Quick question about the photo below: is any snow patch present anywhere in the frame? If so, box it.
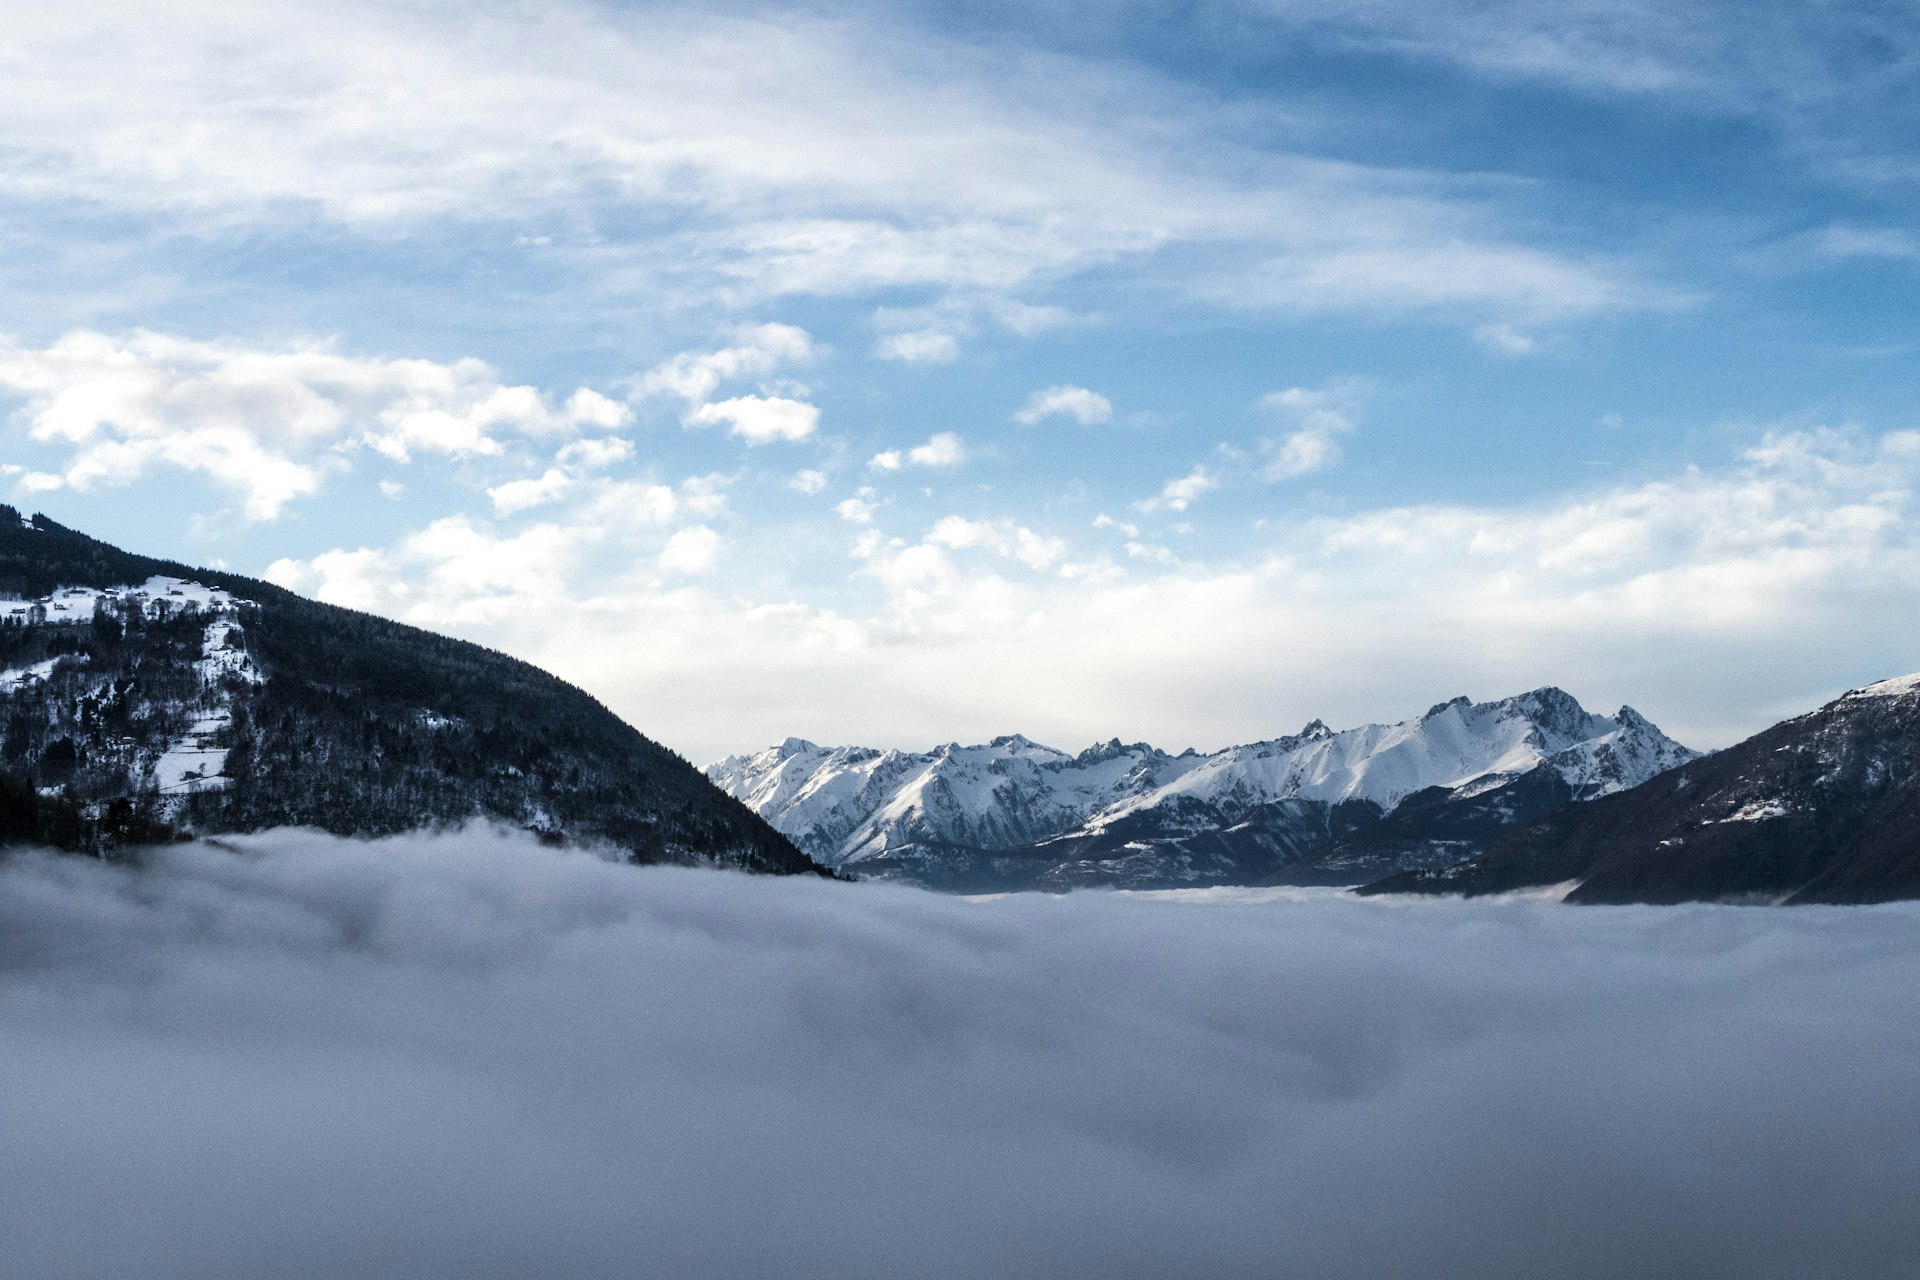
[0,577,253,627]
[152,711,235,796]
[0,654,84,692]
[1846,673,1920,701]
[1710,800,1790,824]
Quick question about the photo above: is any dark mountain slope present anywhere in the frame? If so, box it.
[1360,675,1920,905]
[0,508,822,875]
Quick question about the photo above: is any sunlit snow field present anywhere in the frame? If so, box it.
[3,828,1917,1279]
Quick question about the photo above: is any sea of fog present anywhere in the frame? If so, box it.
[2,828,1917,1279]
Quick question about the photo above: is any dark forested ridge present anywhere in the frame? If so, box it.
[1360,675,1920,905]
[0,507,824,875]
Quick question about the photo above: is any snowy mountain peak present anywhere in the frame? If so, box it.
[707,689,1697,874]
[1502,686,1600,734]
[1075,737,1158,766]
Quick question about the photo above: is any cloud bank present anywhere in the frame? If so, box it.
[2,829,1918,1279]
[258,426,1920,759]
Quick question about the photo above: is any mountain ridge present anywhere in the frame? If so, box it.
[0,507,824,875]
[1359,671,1920,905]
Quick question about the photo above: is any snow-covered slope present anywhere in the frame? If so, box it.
[706,689,1697,885]
[0,509,820,875]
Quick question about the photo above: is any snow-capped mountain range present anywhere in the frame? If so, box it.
[706,688,1698,890]
[1367,670,1920,905]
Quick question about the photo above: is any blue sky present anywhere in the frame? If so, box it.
[3,0,1919,759]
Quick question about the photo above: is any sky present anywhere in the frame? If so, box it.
[3,826,1918,1278]
[3,0,1920,759]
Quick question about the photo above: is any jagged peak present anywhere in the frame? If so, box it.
[1298,718,1332,739]
[989,733,1034,749]
[1508,684,1579,708]
[1422,695,1471,720]
[776,736,821,756]
[1074,737,1156,765]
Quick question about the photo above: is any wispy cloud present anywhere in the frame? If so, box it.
[1136,465,1219,512]
[1260,381,1365,480]
[873,330,961,364]
[0,1,1675,325]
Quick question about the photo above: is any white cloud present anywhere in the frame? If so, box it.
[558,436,635,471]
[1126,540,1178,564]
[659,525,723,575]
[487,468,574,516]
[686,395,819,445]
[378,480,405,500]
[1015,384,1114,426]
[870,432,966,471]
[909,433,967,468]
[676,473,732,520]
[634,324,814,405]
[925,515,1066,569]
[873,330,960,364]
[1260,383,1363,480]
[1137,465,1220,512]
[835,494,877,524]
[266,473,710,625]
[636,326,823,447]
[790,469,829,495]
[562,388,634,430]
[0,329,622,520]
[488,437,639,515]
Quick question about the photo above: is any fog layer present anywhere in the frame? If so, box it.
[2,828,1917,1279]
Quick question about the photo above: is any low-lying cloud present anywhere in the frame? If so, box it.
[2,828,1917,1279]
